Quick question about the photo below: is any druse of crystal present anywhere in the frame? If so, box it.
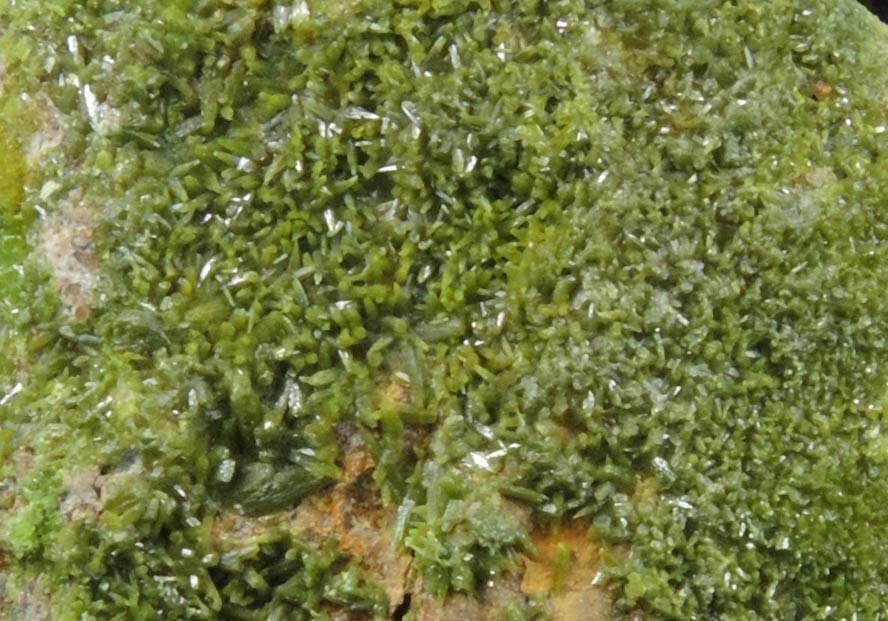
[3,1,888,619]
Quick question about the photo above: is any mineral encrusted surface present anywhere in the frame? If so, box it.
[3,1,888,619]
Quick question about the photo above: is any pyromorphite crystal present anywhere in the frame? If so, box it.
[3,0,888,619]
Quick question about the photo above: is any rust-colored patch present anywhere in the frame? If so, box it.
[813,81,834,101]
[293,432,412,614]
[521,522,613,621]
[209,430,413,615]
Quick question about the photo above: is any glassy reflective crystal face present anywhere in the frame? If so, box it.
[3,1,888,619]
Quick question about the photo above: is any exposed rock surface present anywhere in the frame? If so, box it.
[0,578,53,621]
[521,523,612,621]
[58,467,101,523]
[24,96,67,172]
[5,13,885,621]
[408,573,527,621]
[292,432,413,615]
[37,191,100,321]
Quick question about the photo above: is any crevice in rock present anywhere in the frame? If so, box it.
[392,592,412,621]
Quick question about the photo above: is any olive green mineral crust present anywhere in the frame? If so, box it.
[3,1,888,619]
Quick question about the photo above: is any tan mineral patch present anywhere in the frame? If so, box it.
[210,430,413,615]
[521,522,613,621]
[8,578,52,621]
[812,80,834,101]
[408,572,528,621]
[382,374,412,409]
[59,467,101,523]
[38,191,101,321]
[25,96,68,171]
[293,432,412,614]
[210,507,297,543]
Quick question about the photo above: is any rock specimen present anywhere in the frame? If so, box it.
[3,1,888,619]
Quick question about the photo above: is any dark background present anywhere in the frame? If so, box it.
[861,0,888,22]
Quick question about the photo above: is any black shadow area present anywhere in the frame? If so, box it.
[861,0,888,23]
